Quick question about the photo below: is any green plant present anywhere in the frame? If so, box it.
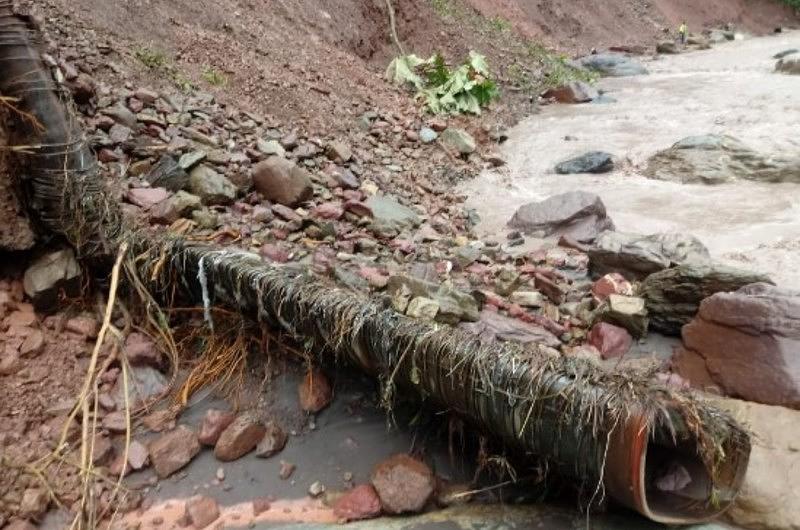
[134,46,168,69]
[780,0,799,9]
[430,0,455,17]
[526,42,596,90]
[487,16,511,33]
[201,66,228,87]
[386,51,499,115]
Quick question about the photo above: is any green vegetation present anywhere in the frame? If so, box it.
[781,0,800,9]
[201,66,228,87]
[487,15,511,33]
[430,0,455,17]
[386,51,499,114]
[134,46,168,69]
[502,43,596,95]
[134,44,195,93]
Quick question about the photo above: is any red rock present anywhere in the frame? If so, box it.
[592,272,633,303]
[198,409,236,446]
[214,412,266,461]
[126,187,170,209]
[98,148,122,163]
[371,454,434,514]
[359,266,389,289]
[344,200,373,218]
[298,369,332,413]
[271,203,303,223]
[311,202,344,220]
[124,332,162,367]
[674,283,800,408]
[185,496,220,529]
[66,316,99,338]
[311,247,336,274]
[588,322,632,359]
[259,244,290,264]
[334,484,382,522]
[148,425,201,478]
[541,81,598,103]
[533,273,567,305]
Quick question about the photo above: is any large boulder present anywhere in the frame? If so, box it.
[541,81,598,103]
[644,134,800,184]
[714,398,800,530]
[641,263,772,336]
[573,53,648,77]
[554,151,614,174]
[656,40,680,54]
[588,231,710,279]
[252,157,314,206]
[23,248,81,311]
[508,191,614,243]
[673,283,800,408]
[387,274,479,324]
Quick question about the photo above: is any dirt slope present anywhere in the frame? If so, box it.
[467,0,799,51]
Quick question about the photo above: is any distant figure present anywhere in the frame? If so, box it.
[678,21,688,44]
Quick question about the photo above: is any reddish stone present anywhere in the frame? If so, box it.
[298,369,332,413]
[312,202,344,220]
[592,272,633,303]
[533,273,566,305]
[66,316,99,338]
[371,454,434,514]
[148,425,201,478]
[359,266,389,289]
[124,332,161,367]
[343,200,373,218]
[126,187,170,209]
[334,484,382,522]
[198,409,236,446]
[271,204,302,223]
[98,148,122,163]
[260,244,290,264]
[185,496,220,529]
[214,413,266,461]
[588,322,632,359]
[674,283,800,408]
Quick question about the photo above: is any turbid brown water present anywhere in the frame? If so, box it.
[461,31,800,289]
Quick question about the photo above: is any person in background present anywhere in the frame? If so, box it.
[678,21,688,44]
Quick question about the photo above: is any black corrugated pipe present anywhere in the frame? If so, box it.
[0,3,750,524]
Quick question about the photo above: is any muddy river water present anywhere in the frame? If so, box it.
[461,31,800,289]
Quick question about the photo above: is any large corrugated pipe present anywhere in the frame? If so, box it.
[0,4,750,524]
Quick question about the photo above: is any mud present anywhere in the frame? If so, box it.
[461,31,800,289]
